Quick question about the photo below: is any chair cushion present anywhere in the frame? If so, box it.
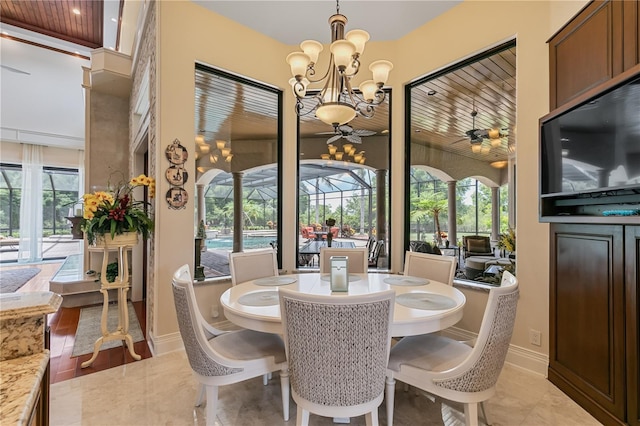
[388,334,471,373]
[210,329,287,364]
[467,239,489,253]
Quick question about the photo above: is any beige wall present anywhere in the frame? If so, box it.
[154,1,294,337]
[0,141,83,169]
[150,0,590,365]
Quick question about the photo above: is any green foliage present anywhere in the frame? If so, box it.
[498,228,516,252]
[105,261,118,283]
[81,175,155,245]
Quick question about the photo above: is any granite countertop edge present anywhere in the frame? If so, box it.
[0,350,50,425]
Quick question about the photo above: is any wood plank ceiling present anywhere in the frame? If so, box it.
[411,46,517,164]
[0,0,104,48]
[196,45,515,166]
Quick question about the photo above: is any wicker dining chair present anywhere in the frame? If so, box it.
[279,288,395,425]
[172,264,290,425]
[385,271,519,426]
[228,249,278,285]
[319,247,368,274]
[403,251,457,285]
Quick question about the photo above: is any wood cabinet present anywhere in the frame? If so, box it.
[547,3,640,424]
[627,226,640,426]
[549,0,639,109]
[549,223,639,425]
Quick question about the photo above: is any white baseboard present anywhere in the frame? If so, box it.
[442,326,549,377]
[148,326,550,377]
[148,330,184,356]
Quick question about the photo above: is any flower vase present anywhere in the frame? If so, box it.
[93,231,139,248]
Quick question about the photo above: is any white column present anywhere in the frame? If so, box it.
[491,187,500,248]
[232,172,243,252]
[447,181,457,246]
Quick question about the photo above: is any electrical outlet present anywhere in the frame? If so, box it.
[210,306,219,318]
[529,329,541,346]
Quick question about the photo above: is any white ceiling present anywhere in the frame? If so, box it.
[0,27,91,150]
[0,1,460,153]
[193,1,461,45]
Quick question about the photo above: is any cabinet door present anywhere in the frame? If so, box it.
[627,225,640,426]
[549,0,623,109]
[622,0,640,70]
[549,223,625,423]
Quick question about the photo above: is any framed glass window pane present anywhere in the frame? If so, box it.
[297,94,391,271]
[193,65,282,280]
[405,41,516,284]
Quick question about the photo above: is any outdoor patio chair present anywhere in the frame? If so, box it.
[368,240,385,268]
[463,235,494,259]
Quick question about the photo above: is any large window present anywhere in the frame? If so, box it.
[0,164,82,262]
[297,95,391,271]
[1,164,79,237]
[193,66,282,279]
[405,41,516,283]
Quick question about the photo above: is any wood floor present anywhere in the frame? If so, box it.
[3,261,152,384]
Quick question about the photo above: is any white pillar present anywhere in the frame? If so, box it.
[233,172,243,252]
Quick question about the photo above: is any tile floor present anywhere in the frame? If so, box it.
[6,260,602,425]
[50,351,601,426]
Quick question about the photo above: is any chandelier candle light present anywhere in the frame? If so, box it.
[286,0,392,127]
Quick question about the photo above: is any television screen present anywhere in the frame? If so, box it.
[541,73,640,196]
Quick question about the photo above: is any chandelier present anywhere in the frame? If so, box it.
[195,136,233,163]
[320,143,366,164]
[286,0,392,127]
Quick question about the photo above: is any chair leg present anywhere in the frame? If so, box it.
[194,383,205,407]
[479,401,491,425]
[464,402,479,426]
[263,373,268,385]
[205,385,219,426]
[280,367,290,421]
[385,376,396,426]
[365,408,379,426]
[297,406,309,426]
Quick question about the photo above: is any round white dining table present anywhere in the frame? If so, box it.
[220,273,466,337]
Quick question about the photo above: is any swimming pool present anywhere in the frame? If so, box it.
[205,235,275,250]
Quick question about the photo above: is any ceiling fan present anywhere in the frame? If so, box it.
[323,124,376,144]
[451,110,506,145]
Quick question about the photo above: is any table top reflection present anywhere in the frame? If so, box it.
[220,272,466,337]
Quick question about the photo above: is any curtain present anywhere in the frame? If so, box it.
[18,144,43,263]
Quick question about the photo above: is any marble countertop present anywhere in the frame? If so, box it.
[0,291,62,320]
[0,350,49,425]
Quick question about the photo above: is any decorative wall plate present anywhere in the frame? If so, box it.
[165,166,188,186]
[165,139,188,165]
[166,187,189,209]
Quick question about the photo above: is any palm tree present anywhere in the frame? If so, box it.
[411,191,448,245]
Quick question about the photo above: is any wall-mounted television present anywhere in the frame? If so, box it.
[540,65,640,219]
